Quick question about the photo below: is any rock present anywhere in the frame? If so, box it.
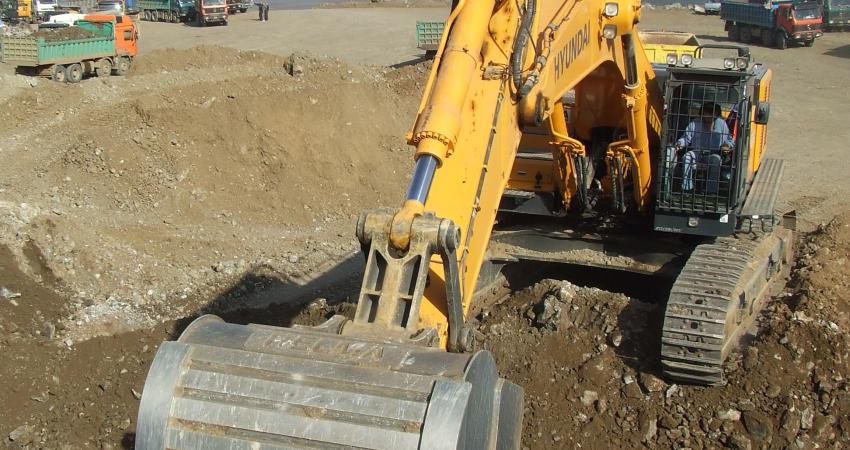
[811,414,836,441]
[639,372,666,393]
[728,432,752,450]
[780,408,801,440]
[640,412,658,443]
[200,96,217,108]
[307,298,328,311]
[7,322,19,334]
[737,399,755,412]
[288,254,299,264]
[131,388,142,400]
[665,384,680,399]
[0,287,22,299]
[9,424,34,443]
[41,321,56,339]
[530,295,567,330]
[765,383,782,398]
[594,397,608,414]
[660,413,680,429]
[742,410,773,443]
[716,408,741,421]
[580,390,598,407]
[800,407,814,430]
[743,348,759,370]
[622,381,644,399]
[99,381,112,392]
[609,331,623,347]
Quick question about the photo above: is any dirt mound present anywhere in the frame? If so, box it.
[0,46,424,341]
[130,45,286,75]
[473,216,850,449]
[34,26,97,42]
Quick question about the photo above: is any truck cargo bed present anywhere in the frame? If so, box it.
[2,35,114,66]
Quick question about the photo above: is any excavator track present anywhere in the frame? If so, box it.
[661,227,793,385]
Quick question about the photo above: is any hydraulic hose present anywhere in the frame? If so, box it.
[511,0,536,93]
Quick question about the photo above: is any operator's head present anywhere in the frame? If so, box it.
[701,102,718,125]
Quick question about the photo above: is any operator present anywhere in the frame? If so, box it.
[675,102,734,194]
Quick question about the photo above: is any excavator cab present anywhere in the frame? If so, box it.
[654,45,776,237]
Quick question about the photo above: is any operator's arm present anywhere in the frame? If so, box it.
[676,120,696,148]
[716,118,734,149]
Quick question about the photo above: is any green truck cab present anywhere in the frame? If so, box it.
[138,0,193,22]
[821,0,850,29]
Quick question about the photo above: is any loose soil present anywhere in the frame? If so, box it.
[474,214,850,449]
[33,27,97,42]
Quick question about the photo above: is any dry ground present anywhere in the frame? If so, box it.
[0,7,848,449]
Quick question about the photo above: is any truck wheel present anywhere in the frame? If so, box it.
[727,25,739,41]
[95,59,112,78]
[113,57,131,76]
[775,31,787,50]
[740,27,752,43]
[240,7,247,12]
[805,40,814,47]
[65,63,83,83]
[51,64,66,83]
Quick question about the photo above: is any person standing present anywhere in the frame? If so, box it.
[257,0,269,21]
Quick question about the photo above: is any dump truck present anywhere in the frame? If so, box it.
[225,0,247,14]
[3,0,34,21]
[1,14,137,82]
[138,0,192,22]
[721,0,823,48]
[415,20,443,57]
[55,0,97,11]
[638,30,700,64]
[192,0,224,25]
[821,0,850,29]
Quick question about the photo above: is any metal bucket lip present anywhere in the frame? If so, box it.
[176,314,223,343]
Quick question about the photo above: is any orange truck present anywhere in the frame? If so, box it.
[0,14,137,82]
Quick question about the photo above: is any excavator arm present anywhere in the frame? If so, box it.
[136,0,663,448]
[366,0,662,350]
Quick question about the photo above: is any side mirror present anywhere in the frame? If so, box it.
[755,101,770,125]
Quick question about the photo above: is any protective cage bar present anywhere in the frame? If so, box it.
[656,75,749,215]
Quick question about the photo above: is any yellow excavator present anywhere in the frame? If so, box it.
[136,0,793,447]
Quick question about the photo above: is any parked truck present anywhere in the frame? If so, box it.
[225,0,246,14]
[55,0,97,11]
[192,0,224,25]
[93,0,138,15]
[1,14,137,82]
[821,0,850,29]
[138,0,192,22]
[415,20,442,57]
[721,0,823,48]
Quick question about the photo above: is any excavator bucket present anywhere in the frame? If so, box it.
[136,315,523,449]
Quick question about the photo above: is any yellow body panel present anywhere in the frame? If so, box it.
[749,69,772,180]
